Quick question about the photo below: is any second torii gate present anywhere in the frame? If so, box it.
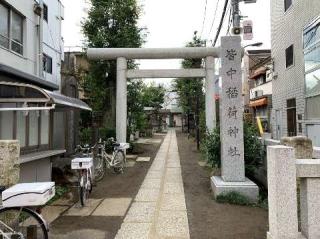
[87,47,219,144]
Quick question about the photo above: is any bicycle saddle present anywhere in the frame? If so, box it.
[113,142,120,147]
[0,186,6,194]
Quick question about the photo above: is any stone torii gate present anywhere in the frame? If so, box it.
[87,47,218,143]
[87,36,259,201]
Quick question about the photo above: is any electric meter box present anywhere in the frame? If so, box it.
[2,182,55,207]
[71,157,93,170]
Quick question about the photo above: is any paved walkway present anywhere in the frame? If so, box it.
[115,129,190,239]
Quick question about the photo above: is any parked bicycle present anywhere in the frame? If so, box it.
[0,182,55,239]
[94,138,129,182]
[73,145,94,207]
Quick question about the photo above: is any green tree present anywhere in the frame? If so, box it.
[127,79,146,136]
[142,84,165,131]
[82,0,146,128]
[173,32,206,146]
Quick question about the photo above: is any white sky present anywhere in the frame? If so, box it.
[61,0,271,85]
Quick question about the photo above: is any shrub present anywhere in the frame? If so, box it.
[79,127,93,145]
[201,123,263,175]
[99,127,116,140]
[201,127,221,168]
[216,191,252,206]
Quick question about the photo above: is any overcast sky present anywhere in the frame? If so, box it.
[61,0,271,85]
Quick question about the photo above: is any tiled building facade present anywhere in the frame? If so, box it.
[271,0,320,145]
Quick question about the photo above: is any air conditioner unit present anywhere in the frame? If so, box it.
[266,69,272,82]
[34,3,42,16]
[255,90,263,98]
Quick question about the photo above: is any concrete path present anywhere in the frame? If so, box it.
[115,129,190,239]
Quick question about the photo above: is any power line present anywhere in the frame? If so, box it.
[200,0,208,37]
[212,0,229,47]
[226,6,232,35]
[207,0,221,38]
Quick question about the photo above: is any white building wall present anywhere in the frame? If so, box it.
[0,0,39,76]
[43,0,64,88]
[250,81,272,100]
[270,0,320,139]
[0,0,64,89]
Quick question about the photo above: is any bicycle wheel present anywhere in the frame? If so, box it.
[94,156,106,182]
[79,174,87,207]
[0,207,48,239]
[113,151,125,174]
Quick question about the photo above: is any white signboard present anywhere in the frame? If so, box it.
[243,20,253,40]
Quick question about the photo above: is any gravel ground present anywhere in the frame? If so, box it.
[176,130,268,239]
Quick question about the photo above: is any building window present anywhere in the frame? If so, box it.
[43,4,48,22]
[287,98,297,136]
[0,2,24,55]
[285,45,294,68]
[0,109,14,140]
[43,54,52,74]
[40,111,49,145]
[255,74,266,86]
[16,111,26,147]
[284,0,292,12]
[0,4,9,49]
[29,111,39,146]
[304,18,320,97]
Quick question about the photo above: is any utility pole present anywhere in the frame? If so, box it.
[231,0,241,34]
[231,0,257,35]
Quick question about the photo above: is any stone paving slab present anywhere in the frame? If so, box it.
[136,157,151,162]
[141,178,161,189]
[51,196,74,207]
[124,202,156,223]
[126,154,138,160]
[156,210,190,238]
[163,182,184,194]
[149,163,165,171]
[42,206,69,224]
[145,170,162,179]
[115,223,152,239]
[136,138,162,145]
[167,161,181,168]
[165,172,183,183]
[51,229,107,239]
[160,194,187,211]
[64,199,102,216]
[135,188,160,202]
[92,198,132,216]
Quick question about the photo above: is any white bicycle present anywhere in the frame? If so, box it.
[0,182,55,239]
[72,152,93,207]
[94,138,129,182]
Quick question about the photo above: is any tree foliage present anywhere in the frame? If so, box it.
[142,84,165,130]
[82,0,146,119]
[201,123,263,175]
[173,32,205,115]
[127,81,165,134]
[127,79,146,133]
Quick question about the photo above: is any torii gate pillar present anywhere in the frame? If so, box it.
[205,56,216,132]
[116,57,127,143]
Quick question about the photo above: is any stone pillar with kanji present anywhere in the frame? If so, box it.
[210,36,259,203]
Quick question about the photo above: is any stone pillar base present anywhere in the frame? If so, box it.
[210,176,259,203]
[267,232,306,239]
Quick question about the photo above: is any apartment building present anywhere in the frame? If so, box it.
[270,0,320,145]
[0,0,90,182]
